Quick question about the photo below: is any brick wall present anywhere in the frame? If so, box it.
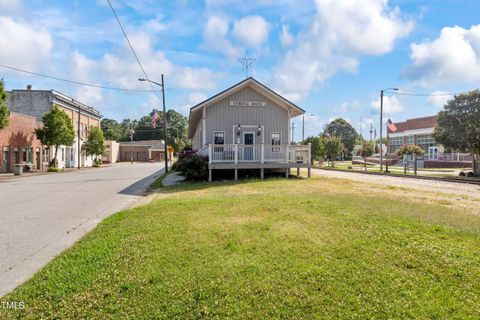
[0,112,49,173]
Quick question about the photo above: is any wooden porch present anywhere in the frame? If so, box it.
[196,144,312,181]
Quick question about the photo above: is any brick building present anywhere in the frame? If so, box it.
[387,115,471,168]
[0,112,50,173]
[7,86,102,168]
[118,140,166,162]
[387,116,439,157]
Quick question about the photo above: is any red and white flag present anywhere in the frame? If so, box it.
[150,109,159,128]
[386,118,397,132]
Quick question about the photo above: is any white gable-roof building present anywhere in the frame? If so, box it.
[188,77,311,181]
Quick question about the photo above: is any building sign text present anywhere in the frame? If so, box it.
[229,101,266,107]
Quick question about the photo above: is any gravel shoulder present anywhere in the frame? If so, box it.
[312,168,480,217]
[312,168,480,198]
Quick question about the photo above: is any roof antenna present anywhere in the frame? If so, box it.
[238,52,255,78]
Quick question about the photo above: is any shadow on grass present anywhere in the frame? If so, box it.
[156,174,308,195]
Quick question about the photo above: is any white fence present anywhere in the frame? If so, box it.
[195,144,311,164]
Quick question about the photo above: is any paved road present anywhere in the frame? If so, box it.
[0,162,164,297]
[313,168,480,199]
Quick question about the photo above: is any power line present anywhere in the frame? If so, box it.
[391,90,473,97]
[0,64,156,93]
[106,0,161,101]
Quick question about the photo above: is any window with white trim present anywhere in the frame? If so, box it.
[214,131,225,145]
[272,133,281,152]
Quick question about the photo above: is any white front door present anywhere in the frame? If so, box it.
[429,147,438,159]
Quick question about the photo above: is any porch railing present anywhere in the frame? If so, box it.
[195,144,311,164]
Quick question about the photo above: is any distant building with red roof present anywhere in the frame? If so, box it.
[387,115,471,168]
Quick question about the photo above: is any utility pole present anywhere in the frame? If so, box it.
[380,90,384,171]
[77,105,81,170]
[302,115,305,142]
[130,124,134,164]
[369,122,373,142]
[161,74,168,173]
[139,75,169,173]
[359,116,363,140]
[302,113,314,142]
[379,87,399,172]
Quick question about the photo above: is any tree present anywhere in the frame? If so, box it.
[323,136,344,167]
[101,118,124,141]
[303,136,325,164]
[396,144,425,175]
[359,141,374,172]
[125,109,190,151]
[0,80,9,129]
[35,105,75,167]
[324,118,358,157]
[84,126,105,163]
[433,90,480,175]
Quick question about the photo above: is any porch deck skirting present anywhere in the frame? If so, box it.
[209,162,311,169]
[195,143,312,180]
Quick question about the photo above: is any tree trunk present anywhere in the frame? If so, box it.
[364,157,367,172]
[414,155,418,176]
[473,149,480,176]
[51,145,59,168]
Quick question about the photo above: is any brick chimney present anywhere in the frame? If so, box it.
[27,85,32,91]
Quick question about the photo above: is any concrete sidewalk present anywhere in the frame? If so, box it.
[0,162,164,297]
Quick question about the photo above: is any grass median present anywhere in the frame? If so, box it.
[1,177,479,319]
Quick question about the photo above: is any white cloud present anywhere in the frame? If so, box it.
[202,16,237,58]
[407,25,480,84]
[280,25,294,47]
[0,0,23,14]
[100,31,217,91]
[0,16,53,71]
[333,100,360,114]
[371,95,403,114]
[273,0,413,100]
[233,15,270,47]
[141,15,168,32]
[427,91,451,108]
[173,67,216,90]
[70,52,103,106]
[189,92,208,105]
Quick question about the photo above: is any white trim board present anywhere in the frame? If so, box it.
[389,127,435,137]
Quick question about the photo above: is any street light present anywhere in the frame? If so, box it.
[379,87,399,172]
[302,113,314,142]
[138,76,169,173]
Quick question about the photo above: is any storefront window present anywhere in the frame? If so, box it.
[22,147,33,163]
[42,148,50,163]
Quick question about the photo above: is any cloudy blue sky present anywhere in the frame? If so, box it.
[1,0,479,140]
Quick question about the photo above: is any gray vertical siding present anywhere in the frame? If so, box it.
[204,86,289,146]
[192,126,202,150]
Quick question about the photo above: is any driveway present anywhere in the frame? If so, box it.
[0,162,164,297]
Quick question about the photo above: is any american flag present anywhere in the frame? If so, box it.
[150,109,159,128]
[386,118,397,132]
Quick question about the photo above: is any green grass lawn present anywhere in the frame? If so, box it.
[1,177,480,319]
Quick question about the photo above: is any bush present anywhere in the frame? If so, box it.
[93,159,102,167]
[47,166,63,173]
[466,171,476,177]
[459,171,466,176]
[173,155,208,181]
